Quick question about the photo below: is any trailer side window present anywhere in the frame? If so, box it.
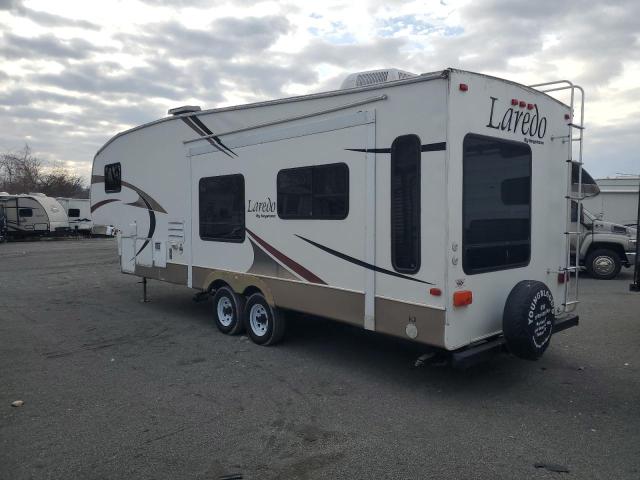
[391,134,421,274]
[19,208,33,217]
[277,163,349,219]
[68,208,80,218]
[462,134,532,274]
[104,163,122,193]
[199,174,245,242]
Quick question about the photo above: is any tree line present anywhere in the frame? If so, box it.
[0,145,89,198]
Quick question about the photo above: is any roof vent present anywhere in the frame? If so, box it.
[168,105,201,116]
[28,192,46,197]
[340,68,417,89]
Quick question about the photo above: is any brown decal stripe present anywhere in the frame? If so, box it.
[181,117,235,158]
[246,228,326,285]
[296,234,434,285]
[346,142,446,154]
[91,177,166,214]
[90,198,119,213]
[90,179,164,258]
[189,115,238,157]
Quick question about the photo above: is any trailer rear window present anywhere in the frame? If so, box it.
[391,134,421,274]
[68,208,80,218]
[199,174,245,242]
[104,163,121,193]
[277,163,349,219]
[462,134,532,274]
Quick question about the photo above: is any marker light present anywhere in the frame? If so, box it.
[527,103,534,110]
[558,271,570,284]
[564,113,571,120]
[459,83,469,91]
[430,288,442,296]
[453,290,473,307]
[519,100,526,108]
[511,99,518,105]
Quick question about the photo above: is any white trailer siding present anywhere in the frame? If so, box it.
[91,69,574,352]
[443,70,571,349]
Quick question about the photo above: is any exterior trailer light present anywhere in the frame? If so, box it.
[453,290,473,307]
[459,83,469,91]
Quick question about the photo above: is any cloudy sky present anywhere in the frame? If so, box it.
[1,0,638,182]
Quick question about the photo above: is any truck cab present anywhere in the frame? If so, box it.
[572,201,637,279]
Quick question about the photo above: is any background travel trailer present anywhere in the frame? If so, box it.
[0,193,69,237]
[91,68,582,362]
[56,197,93,234]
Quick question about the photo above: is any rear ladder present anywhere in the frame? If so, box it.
[529,80,585,312]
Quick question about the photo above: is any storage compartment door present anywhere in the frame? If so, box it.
[120,222,137,273]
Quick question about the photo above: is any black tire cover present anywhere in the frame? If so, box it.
[503,280,556,360]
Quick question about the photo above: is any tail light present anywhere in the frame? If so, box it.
[453,290,473,307]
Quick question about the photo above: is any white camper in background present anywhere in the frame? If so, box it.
[91,68,588,365]
[56,197,93,234]
[0,193,69,237]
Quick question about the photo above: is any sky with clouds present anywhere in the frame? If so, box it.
[0,0,638,182]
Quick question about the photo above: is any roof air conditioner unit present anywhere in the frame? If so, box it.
[340,68,418,89]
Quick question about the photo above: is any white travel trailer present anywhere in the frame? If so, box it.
[0,193,69,237]
[91,68,587,364]
[56,197,93,233]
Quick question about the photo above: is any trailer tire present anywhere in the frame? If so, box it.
[585,248,621,280]
[502,280,555,361]
[211,286,245,335]
[244,293,285,346]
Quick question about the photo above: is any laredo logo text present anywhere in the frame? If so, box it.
[486,96,547,140]
[248,197,276,218]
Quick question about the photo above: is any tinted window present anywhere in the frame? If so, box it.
[391,134,421,273]
[277,163,348,219]
[462,134,532,274]
[19,208,33,217]
[104,163,121,193]
[68,208,80,218]
[199,174,245,242]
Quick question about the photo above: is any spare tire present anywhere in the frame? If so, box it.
[503,280,555,360]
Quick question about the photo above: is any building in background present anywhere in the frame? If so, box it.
[583,176,639,227]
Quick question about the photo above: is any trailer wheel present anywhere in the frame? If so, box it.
[211,286,245,335]
[502,280,555,361]
[244,293,285,346]
[585,248,622,280]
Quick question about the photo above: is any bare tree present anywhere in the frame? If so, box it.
[0,144,87,197]
[39,162,87,198]
[0,144,42,193]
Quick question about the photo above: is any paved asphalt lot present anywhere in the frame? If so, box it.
[1,239,639,480]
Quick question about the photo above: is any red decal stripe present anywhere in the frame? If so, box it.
[246,228,326,285]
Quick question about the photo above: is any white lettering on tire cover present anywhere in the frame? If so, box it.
[527,288,554,348]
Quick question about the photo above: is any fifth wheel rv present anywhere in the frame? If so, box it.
[91,68,589,365]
